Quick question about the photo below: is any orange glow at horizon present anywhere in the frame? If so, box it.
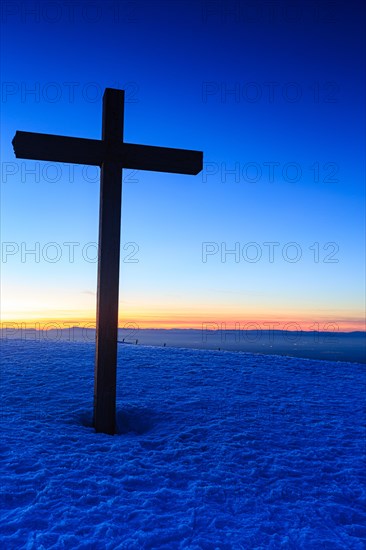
[1,312,365,332]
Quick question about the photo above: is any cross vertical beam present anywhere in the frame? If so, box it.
[93,89,125,434]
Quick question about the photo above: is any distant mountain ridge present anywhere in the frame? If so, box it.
[1,327,365,363]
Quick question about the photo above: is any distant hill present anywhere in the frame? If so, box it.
[1,327,365,363]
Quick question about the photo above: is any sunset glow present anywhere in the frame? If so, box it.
[1,2,364,339]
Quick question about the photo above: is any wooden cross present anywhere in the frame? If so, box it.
[12,88,203,435]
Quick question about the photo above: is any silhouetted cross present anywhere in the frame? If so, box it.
[12,88,203,435]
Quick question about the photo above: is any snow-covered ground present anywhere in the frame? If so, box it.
[1,340,365,549]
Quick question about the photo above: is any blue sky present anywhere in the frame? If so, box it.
[0,0,365,329]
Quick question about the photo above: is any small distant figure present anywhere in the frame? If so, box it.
[163,343,166,347]
[135,339,138,345]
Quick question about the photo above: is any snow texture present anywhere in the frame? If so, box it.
[1,340,365,549]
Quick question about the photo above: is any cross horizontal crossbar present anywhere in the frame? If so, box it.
[12,131,203,175]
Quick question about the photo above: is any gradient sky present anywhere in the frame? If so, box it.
[0,0,365,330]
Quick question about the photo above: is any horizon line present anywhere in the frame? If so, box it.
[1,324,365,335]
